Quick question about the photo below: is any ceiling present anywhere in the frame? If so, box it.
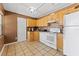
[3,3,73,18]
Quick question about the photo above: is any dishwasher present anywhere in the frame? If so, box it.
[47,32,57,49]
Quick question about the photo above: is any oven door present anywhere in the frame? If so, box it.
[47,32,57,49]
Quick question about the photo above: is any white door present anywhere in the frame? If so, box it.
[17,17,26,42]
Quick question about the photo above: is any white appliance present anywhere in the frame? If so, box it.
[63,11,79,56]
[40,28,60,49]
[17,17,26,42]
[49,28,60,33]
[40,32,57,49]
[47,32,57,49]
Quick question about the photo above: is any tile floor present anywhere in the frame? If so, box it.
[1,41,63,56]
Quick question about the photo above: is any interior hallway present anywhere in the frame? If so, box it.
[1,41,63,56]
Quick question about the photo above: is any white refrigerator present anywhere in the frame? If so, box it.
[63,11,79,56]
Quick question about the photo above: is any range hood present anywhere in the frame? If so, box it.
[48,20,56,23]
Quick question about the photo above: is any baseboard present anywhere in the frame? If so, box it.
[0,40,27,56]
[0,45,6,56]
[0,41,20,56]
[5,40,27,46]
[5,42,18,46]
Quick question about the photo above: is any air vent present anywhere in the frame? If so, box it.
[75,5,79,9]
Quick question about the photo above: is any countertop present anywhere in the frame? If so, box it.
[27,30,49,32]
[27,31,63,34]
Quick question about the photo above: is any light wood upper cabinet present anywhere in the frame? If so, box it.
[37,16,49,26]
[55,12,64,25]
[49,13,57,22]
[36,20,41,26]
[36,12,64,26]
[27,18,36,27]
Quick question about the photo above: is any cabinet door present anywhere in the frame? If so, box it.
[34,32,39,41]
[27,19,31,26]
[42,18,48,26]
[55,12,64,25]
[37,18,48,26]
[27,18,36,27]
[59,14,64,25]
[27,32,34,41]
[57,33,63,50]
[39,19,43,26]
[37,20,41,26]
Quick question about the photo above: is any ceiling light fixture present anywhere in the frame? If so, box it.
[29,7,36,13]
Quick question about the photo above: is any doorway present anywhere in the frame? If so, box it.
[17,17,26,42]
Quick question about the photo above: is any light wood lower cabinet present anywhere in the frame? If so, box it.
[27,32,39,42]
[57,33,63,51]
[33,32,39,41]
[27,32,34,42]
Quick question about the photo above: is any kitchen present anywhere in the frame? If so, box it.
[26,3,78,52]
[0,3,79,56]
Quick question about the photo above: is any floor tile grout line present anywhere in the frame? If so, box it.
[16,43,25,56]
[20,42,35,56]
[26,44,36,56]
[14,44,16,56]
[29,42,44,55]
[20,44,25,56]
[46,50,57,56]
[1,41,63,56]
[31,45,44,56]
[30,42,58,56]
[32,42,55,55]
[39,42,62,56]
[20,43,29,56]
[6,45,9,56]
[30,43,48,56]
[53,51,59,56]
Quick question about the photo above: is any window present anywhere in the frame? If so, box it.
[0,15,2,35]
